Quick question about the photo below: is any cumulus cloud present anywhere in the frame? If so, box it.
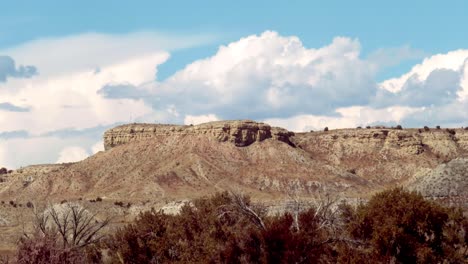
[374,69,461,107]
[97,83,150,99]
[1,30,468,168]
[379,49,468,94]
[264,106,421,132]
[373,49,468,127]
[184,114,219,125]
[150,31,377,119]
[0,31,214,168]
[0,55,37,82]
[56,146,89,163]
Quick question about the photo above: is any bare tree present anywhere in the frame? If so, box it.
[33,203,110,249]
[17,202,110,263]
[217,191,267,231]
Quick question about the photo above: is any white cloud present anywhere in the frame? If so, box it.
[379,49,468,94]
[0,135,97,168]
[264,106,421,132]
[0,142,7,168]
[56,146,89,163]
[2,32,215,77]
[91,141,104,154]
[459,60,468,99]
[1,30,468,168]
[150,31,377,119]
[184,114,219,125]
[0,32,214,167]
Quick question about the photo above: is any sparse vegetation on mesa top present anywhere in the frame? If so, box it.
[0,167,11,175]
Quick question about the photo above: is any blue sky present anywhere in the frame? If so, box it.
[2,0,467,79]
[1,1,468,167]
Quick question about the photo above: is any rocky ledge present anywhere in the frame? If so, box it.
[103,120,295,150]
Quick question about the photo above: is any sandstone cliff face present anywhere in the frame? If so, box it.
[291,128,468,185]
[103,120,295,150]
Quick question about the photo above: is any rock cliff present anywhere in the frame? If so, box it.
[103,120,295,150]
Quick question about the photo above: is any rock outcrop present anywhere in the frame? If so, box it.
[103,120,295,150]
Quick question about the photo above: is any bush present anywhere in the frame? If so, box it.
[103,192,341,263]
[424,126,430,131]
[395,125,403,130]
[346,188,467,263]
[324,127,329,132]
[17,233,85,264]
[436,125,441,129]
[446,128,456,135]
[99,190,468,263]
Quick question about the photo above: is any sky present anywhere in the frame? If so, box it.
[1,0,468,168]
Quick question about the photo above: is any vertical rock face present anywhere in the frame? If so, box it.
[103,120,295,150]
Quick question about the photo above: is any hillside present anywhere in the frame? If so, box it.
[0,120,467,253]
[2,120,468,203]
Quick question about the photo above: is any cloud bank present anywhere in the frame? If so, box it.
[0,31,467,168]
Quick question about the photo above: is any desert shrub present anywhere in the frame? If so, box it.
[446,128,456,135]
[17,232,85,264]
[356,126,362,129]
[366,126,371,129]
[114,201,124,207]
[395,124,403,130]
[436,125,441,129]
[0,168,7,175]
[104,192,343,263]
[96,197,102,202]
[424,126,430,131]
[100,190,466,263]
[464,127,468,130]
[26,201,33,208]
[345,188,467,263]
[324,127,329,132]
